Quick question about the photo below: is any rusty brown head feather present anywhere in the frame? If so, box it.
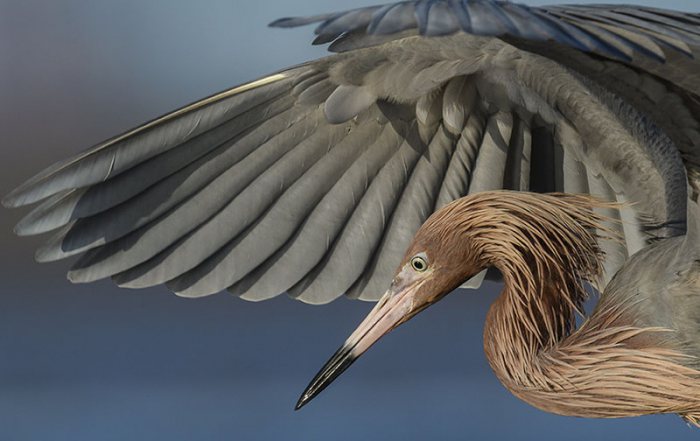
[405,191,614,343]
[297,190,700,425]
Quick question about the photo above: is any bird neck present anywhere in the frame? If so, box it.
[482,273,578,397]
[483,266,700,422]
[431,192,606,392]
[480,219,591,394]
[457,192,700,421]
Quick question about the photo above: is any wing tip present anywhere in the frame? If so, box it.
[12,205,72,237]
[166,277,218,299]
[287,282,344,305]
[171,288,216,299]
[236,290,277,302]
[269,17,298,28]
[290,292,338,306]
[67,269,90,284]
[2,186,28,209]
[269,14,333,29]
[113,276,152,290]
[3,159,83,210]
[13,217,38,237]
[35,246,59,264]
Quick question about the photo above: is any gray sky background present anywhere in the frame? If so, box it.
[1,1,699,440]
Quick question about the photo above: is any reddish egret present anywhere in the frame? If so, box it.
[4,0,700,426]
[297,191,700,424]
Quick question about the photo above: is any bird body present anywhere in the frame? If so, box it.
[5,0,700,429]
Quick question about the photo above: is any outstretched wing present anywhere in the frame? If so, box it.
[5,1,700,303]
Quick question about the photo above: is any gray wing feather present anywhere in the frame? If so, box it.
[95,111,342,288]
[617,193,648,258]
[230,122,404,302]
[502,116,531,192]
[349,124,456,300]
[297,78,336,105]
[613,8,700,37]
[435,111,486,208]
[586,170,628,283]
[370,2,415,35]
[15,94,297,237]
[289,130,425,304]
[168,112,385,298]
[7,1,700,304]
[575,9,693,55]
[442,76,477,135]
[39,100,309,264]
[3,73,296,208]
[292,71,328,95]
[67,107,323,282]
[468,111,513,194]
[423,1,460,36]
[324,85,377,124]
[14,189,84,237]
[561,146,589,195]
[272,1,700,61]
[517,121,532,192]
[561,145,648,271]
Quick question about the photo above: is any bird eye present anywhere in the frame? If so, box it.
[410,256,428,272]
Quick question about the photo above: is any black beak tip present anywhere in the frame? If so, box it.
[294,393,310,411]
[294,385,321,411]
[293,345,358,412]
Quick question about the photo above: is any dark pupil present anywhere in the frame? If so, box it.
[414,259,424,270]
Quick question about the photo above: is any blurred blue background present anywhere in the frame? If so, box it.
[1,1,699,440]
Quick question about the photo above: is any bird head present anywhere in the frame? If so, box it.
[295,200,486,410]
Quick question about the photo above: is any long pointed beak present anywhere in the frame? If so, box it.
[295,280,427,410]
